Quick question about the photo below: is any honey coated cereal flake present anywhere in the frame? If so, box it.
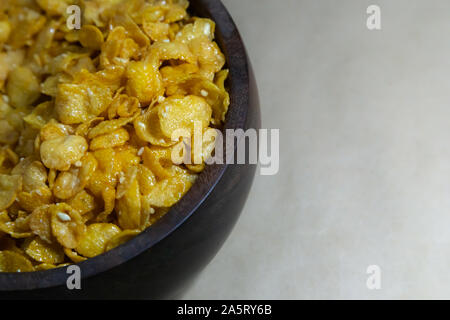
[0,0,229,272]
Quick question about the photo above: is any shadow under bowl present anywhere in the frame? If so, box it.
[0,0,260,299]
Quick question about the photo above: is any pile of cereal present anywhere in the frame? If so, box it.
[0,0,229,272]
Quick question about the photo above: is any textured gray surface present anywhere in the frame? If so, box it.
[184,0,450,299]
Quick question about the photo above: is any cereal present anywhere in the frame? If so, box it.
[89,128,130,150]
[105,229,141,251]
[107,94,140,119]
[99,27,139,68]
[0,211,32,239]
[6,66,40,108]
[66,190,97,216]
[23,101,55,130]
[134,106,174,147]
[96,187,116,222]
[137,164,157,195]
[0,120,19,145]
[17,186,53,212]
[126,60,164,105]
[53,168,82,200]
[143,21,169,42]
[0,174,22,211]
[29,205,53,244]
[0,251,34,272]
[143,173,196,208]
[40,120,73,142]
[63,248,87,263]
[22,161,47,193]
[50,204,86,249]
[75,223,121,258]
[116,166,139,200]
[0,0,229,272]
[22,237,65,264]
[142,146,183,179]
[0,20,11,45]
[55,82,113,125]
[116,174,142,230]
[40,135,88,171]
[34,263,57,271]
[163,73,230,124]
[158,95,212,137]
[88,117,135,139]
[36,0,74,16]
[79,25,104,51]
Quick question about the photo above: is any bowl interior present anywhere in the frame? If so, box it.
[0,0,250,291]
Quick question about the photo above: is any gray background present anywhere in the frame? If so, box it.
[185,0,450,299]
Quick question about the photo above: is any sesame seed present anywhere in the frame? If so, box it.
[113,57,128,64]
[138,147,144,156]
[75,161,82,167]
[200,90,208,97]
[204,24,211,36]
[118,171,125,184]
[57,212,71,222]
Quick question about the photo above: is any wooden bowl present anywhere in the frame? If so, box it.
[0,0,260,299]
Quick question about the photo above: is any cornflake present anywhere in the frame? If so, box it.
[0,0,229,272]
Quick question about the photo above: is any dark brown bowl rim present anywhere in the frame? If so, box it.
[0,0,250,291]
